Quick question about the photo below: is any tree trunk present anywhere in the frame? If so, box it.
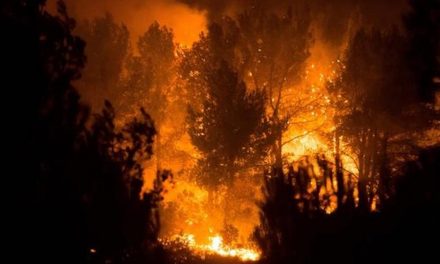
[358,131,369,213]
[378,132,390,209]
[335,130,345,211]
[274,131,283,169]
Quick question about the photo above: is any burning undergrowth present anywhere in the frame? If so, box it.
[158,174,262,262]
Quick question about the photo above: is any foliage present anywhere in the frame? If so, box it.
[237,5,313,166]
[76,13,129,110]
[78,102,171,263]
[121,21,176,121]
[187,61,269,187]
[255,148,440,264]
[404,0,440,103]
[2,1,169,263]
[328,25,438,211]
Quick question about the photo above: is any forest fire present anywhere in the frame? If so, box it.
[155,46,359,256]
[9,0,439,263]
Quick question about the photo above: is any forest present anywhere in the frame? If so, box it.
[3,0,439,263]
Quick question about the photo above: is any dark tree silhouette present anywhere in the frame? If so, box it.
[2,1,169,263]
[328,27,438,212]
[254,148,440,264]
[237,5,312,167]
[253,164,327,264]
[181,6,313,169]
[121,21,175,118]
[121,21,177,170]
[76,13,129,110]
[2,1,88,261]
[180,19,241,110]
[180,19,272,188]
[404,0,440,103]
[188,61,269,187]
[76,102,170,263]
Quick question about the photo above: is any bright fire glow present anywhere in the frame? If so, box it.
[164,233,261,261]
[154,41,359,259]
[159,178,261,261]
[156,56,359,261]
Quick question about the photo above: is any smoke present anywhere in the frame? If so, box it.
[47,0,207,46]
[176,0,409,46]
[47,0,409,50]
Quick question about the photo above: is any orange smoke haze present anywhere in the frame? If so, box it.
[47,0,207,46]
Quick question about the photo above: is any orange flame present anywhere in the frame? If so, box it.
[165,233,260,261]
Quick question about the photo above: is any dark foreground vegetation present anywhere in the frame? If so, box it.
[255,148,439,264]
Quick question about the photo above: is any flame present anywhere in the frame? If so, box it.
[159,177,261,261]
[280,55,361,214]
[164,233,260,261]
[157,55,360,262]
[206,235,260,261]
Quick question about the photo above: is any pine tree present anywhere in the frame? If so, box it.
[188,61,269,187]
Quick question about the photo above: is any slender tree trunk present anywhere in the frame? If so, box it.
[368,130,379,210]
[378,132,390,209]
[358,131,369,212]
[335,130,345,211]
[365,131,375,210]
[274,130,283,168]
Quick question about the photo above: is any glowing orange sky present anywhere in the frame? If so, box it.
[47,0,207,46]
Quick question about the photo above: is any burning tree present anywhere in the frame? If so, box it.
[187,61,269,187]
[181,21,272,188]
[121,22,175,119]
[121,22,178,170]
[76,13,129,110]
[328,27,438,212]
[182,5,314,184]
[237,5,313,167]
[180,19,241,108]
